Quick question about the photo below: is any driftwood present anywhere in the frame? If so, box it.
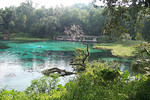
[42,68,76,76]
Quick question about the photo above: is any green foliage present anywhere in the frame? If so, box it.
[70,44,89,72]
[94,40,139,57]
[119,33,131,41]
[0,1,150,99]
[97,35,111,43]
[9,37,50,41]
[10,32,30,38]
[132,42,150,73]
[142,20,150,42]
[128,75,150,100]
[0,88,65,100]
[135,32,142,41]
[62,60,150,100]
[26,74,59,94]
[0,32,2,39]
[0,2,106,39]
[0,73,66,100]
[0,1,149,41]
[98,35,119,43]
[122,70,129,80]
[95,0,150,41]
[0,60,150,100]
[0,90,23,100]
[98,33,132,44]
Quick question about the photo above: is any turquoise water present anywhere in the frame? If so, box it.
[0,41,131,91]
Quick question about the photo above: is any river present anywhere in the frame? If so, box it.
[0,41,131,91]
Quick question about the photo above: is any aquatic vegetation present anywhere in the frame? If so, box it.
[94,41,140,57]
[9,37,50,41]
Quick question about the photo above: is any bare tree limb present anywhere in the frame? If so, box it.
[70,43,90,71]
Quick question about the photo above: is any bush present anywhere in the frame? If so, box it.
[26,74,59,94]
[98,35,119,43]
[61,60,150,100]
[0,61,150,100]
[131,42,150,73]
[0,32,2,39]
[135,32,142,41]
[10,32,30,38]
[62,61,128,100]
[98,35,110,43]
[119,33,131,41]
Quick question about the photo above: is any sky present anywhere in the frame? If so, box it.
[0,0,93,8]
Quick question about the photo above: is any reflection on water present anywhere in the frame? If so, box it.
[0,41,131,91]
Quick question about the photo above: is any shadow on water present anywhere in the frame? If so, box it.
[89,50,113,60]
[0,41,10,50]
[89,50,132,75]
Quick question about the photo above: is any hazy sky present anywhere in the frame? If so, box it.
[0,0,93,8]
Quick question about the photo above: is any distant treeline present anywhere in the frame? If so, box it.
[0,1,105,38]
[0,0,149,41]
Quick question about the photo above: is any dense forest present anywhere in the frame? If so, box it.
[0,0,150,41]
[0,1,105,39]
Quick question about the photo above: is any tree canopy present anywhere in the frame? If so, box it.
[0,0,149,41]
[93,0,150,40]
[0,2,105,38]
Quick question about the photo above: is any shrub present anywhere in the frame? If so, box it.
[98,35,119,43]
[0,32,2,39]
[97,35,110,43]
[62,61,128,100]
[135,32,142,41]
[61,60,150,100]
[132,42,150,73]
[26,74,59,94]
[119,33,131,41]
[10,32,30,38]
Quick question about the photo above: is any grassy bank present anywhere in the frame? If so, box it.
[94,41,140,58]
[9,37,50,41]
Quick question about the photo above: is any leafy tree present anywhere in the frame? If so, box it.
[26,74,59,94]
[30,16,56,38]
[93,0,150,40]
[85,7,105,36]
[142,19,150,42]
[132,43,150,73]
[70,43,90,72]
[1,7,14,33]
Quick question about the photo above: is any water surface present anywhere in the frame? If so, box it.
[0,41,130,91]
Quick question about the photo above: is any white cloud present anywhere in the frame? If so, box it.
[0,0,25,8]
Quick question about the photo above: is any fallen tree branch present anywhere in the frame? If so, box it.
[42,68,76,76]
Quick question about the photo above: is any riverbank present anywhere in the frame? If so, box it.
[9,37,50,41]
[93,41,140,58]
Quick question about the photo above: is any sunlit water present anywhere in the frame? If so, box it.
[0,41,131,91]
